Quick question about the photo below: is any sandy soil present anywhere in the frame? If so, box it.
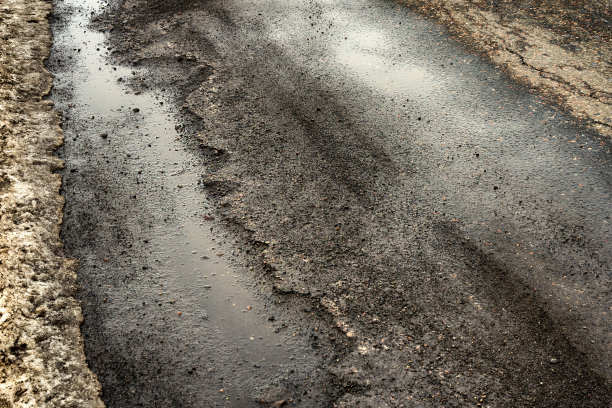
[0,0,103,406]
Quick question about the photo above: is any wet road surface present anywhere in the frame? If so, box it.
[51,0,339,406]
[51,0,611,406]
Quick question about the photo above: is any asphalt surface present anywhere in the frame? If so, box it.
[51,0,611,406]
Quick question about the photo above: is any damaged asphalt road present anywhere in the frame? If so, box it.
[49,0,610,406]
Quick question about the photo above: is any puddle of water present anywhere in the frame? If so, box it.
[55,0,314,404]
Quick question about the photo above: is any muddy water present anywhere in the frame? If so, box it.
[52,0,321,406]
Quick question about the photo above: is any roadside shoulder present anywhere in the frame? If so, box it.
[0,1,104,406]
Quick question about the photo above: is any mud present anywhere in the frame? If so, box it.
[0,0,103,406]
[52,0,612,406]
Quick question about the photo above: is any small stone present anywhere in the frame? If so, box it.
[100,133,108,138]
[550,358,558,364]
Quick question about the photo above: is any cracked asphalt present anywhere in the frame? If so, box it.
[49,0,611,406]
[401,0,611,138]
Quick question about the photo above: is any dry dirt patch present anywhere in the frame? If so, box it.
[0,0,103,406]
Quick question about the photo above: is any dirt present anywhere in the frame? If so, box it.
[50,0,612,406]
[0,0,103,406]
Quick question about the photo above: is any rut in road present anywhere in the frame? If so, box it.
[51,0,342,406]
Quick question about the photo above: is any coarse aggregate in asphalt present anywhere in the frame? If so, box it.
[51,0,611,406]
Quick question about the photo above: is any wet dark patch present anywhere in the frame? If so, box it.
[76,0,612,405]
